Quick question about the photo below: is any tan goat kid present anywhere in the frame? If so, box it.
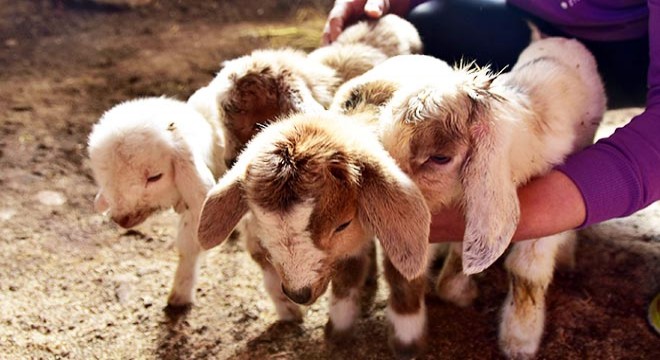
[374,38,606,359]
[197,110,432,359]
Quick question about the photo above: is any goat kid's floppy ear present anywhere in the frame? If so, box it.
[197,166,248,250]
[358,157,430,280]
[460,89,519,275]
[170,128,217,216]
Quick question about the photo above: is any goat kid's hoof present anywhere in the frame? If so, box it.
[499,336,538,360]
[163,302,192,317]
[324,320,354,343]
[499,347,536,360]
[388,335,426,360]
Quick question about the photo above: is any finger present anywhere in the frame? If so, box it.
[321,16,345,45]
[322,22,332,45]
[364,0,388,18]
[322,3,349,44]
[328,16,344,43]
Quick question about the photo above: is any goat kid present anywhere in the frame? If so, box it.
[88,97,226,307]
[376,38,606,359]
[197,110,431,359]
[188,14,421,169]
[308,13,422,83]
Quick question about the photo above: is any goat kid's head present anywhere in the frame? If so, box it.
[89,98,215,229]
[198,112,430,305]
[380,64,519,275]
[210,49,338,168]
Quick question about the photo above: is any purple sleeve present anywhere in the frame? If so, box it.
[557,0,660,227]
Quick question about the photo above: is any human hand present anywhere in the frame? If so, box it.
[322,0,411,45]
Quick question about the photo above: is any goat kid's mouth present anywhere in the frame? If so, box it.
[281,279,330,306]
[112,208,158,229]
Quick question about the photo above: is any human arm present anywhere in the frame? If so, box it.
[429,170,586,242]
[554,0,660,227]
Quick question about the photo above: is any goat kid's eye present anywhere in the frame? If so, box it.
[428,155,452,165]
[335,220,352,233]
[146,173,163,184]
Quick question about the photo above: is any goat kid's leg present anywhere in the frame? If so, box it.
[384,257,427,360]
[325,250,372,341]
[554,231,578,271]
[499,232,570,360]
[244,220,303,322]
[435,242,478,307]
[168,211,204,307]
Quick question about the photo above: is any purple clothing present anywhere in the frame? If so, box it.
[504,0,660,226]
[509,0,648,41]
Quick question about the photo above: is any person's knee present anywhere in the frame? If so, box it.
[407,0,445,31]
[406,1,450,61]
[406,0,530,70]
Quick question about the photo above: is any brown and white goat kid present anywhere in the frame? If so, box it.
[88,97,226,307]
[197,111,431,358]
[377,39,606,358]
[188,14,422,169]
[187,48,339,169]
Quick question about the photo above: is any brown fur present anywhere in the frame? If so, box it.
[337,79,400,117]
[383,258,426,315]
[189,48,340,167]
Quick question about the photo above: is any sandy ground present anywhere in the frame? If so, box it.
[0,1,658,359]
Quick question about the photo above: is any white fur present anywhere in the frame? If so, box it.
[88,97,226,306]
[499,232,572,358]
[386,303,427,345]
[331,14,423,57]
[261,262,304,321]
[329,288,360,332]
[252,201,326,291]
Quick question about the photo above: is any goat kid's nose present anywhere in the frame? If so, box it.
[112,215,132,228]
[281,284,312,304]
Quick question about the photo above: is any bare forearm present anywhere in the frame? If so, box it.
[429,170,586,242]
[513,169,586,240]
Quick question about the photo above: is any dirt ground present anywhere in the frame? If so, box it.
[0,1,658,359]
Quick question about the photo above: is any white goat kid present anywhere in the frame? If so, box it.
[88,97,226,307]
[197,111,431,359]
[378,38,606,359]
